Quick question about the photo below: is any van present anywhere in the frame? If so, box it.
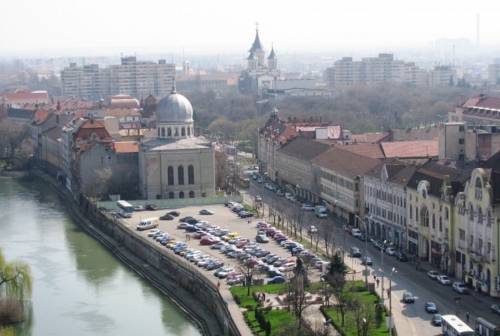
[136,218,158,231]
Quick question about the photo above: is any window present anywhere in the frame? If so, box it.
[420,207,429,227]
[168,191,174,199]
[167,128,172,136]
[161,127,165,137]
[478,207,483,224]
[181,127,186,136]
[188,165,194,184]
[189,191,195,198]
[157,128,160,137]
[459,125,464,132]
[409,205,413,219]
[175,128,179,136]
[439,217,442,232]
[167,166,174,185]
[475,177,483,200]
[459,229,465,241]
[444,207,449,220]
[458,138,464,144]
[469,203,474,220]
[179,191,184,199]
[178,166,184,185]
[416,207,419,221]
[432,214,436,229]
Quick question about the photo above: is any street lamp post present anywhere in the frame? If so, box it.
[388,267,397,336]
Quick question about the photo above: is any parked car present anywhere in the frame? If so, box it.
[256,234,269,243]
[403,292,415,303]
[118,211,132,218]
[437,275,451,285]
[491,304,500,315]
[301,203,315,211]
[395,251,409,262]
[385,247,396,256]
[361,256,373,266]
[351,228,362,238]
[427,270,439,280]
[268,276,286,284]
[147,229,160,237]
[239,211,254,218]
[452,282,469,294]
[168,210,180,217]
[276,190,285,197]
[160,213,174,220]
[145,204,158,211]
[133,205,145,211]
[425,302,438,313]
[431,314,442,326]
[350,247,362,258]
[199,209,215,215]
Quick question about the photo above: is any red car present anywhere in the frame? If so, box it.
[200,236,219,245]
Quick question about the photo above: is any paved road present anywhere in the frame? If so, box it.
[245,181,500,335]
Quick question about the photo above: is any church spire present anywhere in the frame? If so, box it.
[268,44,276,59]
[249,23,263,53]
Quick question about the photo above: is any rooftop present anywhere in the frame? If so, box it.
[381,140,438,159]
[312,146,381,179]
[143,136,211,151]
[113,141,139,153]
[277,137,331,161]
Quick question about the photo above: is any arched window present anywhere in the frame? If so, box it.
[167,166,174,185]
[161,127,165,137]
[469,203,474,220]
[188,165,194,184]
[175,128,179,136]
[187,127,191,136]
[444,207,449,220]
[478,207,483,224]
[178,166,184,185]
[181,127,185,136]
[189,191,195,198]
[439,217,443,232]
[168,191,174,199]
[167,127,172,136]
[432,214,436,229]
[475,177,483,200]
[179,191,184,199]
[420,207,429,227]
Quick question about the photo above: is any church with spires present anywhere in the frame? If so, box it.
[238,27,280,95]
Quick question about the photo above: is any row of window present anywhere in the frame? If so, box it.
[158,126,193,138]
[367,203,407,226]
[167,191,195,199]
[458,203,493,225]
[365,185,406,208]
[167,165,194,185]
[458,230,493,256]
[321,171,356,191]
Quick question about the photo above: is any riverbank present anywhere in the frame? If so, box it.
[30,169,243,336]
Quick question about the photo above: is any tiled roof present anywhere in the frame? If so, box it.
[312,146,381,178]
[113,141,139,153]
[463,95,500,110]
[351,131,391,144]
[105,108,140,118]
[277,137,331,161]
[1,90,49,104]
[341,143,385,159]
[381,140,438,159]
[407,161,470,197]
[367,161,418,186]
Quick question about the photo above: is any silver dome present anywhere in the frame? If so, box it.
[156,91,194,124]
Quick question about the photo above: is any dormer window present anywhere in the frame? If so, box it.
[475,177,483,200]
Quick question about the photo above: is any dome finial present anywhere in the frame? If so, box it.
[171,78,177,94]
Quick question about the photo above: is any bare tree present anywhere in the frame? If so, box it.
[351,299,374,336]
[289,258,312,332]
[317,220,335,257]
[238,259,257,296]
[325,253,348,327]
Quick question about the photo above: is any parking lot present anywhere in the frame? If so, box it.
[119,203,323,286]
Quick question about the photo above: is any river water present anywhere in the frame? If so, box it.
[0,177,201,336]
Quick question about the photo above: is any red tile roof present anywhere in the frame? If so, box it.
[351,131,391,144]
[381,140,438,159]
[340,143,385,159]
[463,95,500,110]
[1,90,49,104]
[113,141,139,153]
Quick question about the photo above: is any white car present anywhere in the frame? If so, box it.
[351,228,362,238]
[452,282,469,294]
[385,247,396,256]
[301,204,315,211]
[427,270,439,280]
[308,225,318,234]
[147,229,160,237]
[437,275,452,285]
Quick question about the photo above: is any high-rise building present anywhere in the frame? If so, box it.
[326,53,429,88]
[61,57,175,100]
[488,59,500,86]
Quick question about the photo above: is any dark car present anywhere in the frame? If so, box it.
[402,292,415,304]
[168,211,180,217]
[395,251,409,262]
[239,211,254,218]
[431,314,442,326]
[179,216,194,222]
[268,276,286,284]
[425,302,438,313]
[186,218,198,225]
[160,214,174,220]
[145,204,158,211]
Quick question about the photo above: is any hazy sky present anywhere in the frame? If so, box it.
[1,0,500,57]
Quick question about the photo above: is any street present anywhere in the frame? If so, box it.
[244,180,500,335]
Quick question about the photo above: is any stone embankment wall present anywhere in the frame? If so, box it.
[33,169,241,336]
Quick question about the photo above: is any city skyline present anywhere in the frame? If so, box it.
[2,0,500,57]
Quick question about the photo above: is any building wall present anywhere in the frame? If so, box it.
[454,168,500,297]
[364,174,407,249]
[438,122,466,160]
[140,147,215,200]
[407,181,453,273]
[275,151,317,202]
[78,143,114,196]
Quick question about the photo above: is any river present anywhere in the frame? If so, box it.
[0,177,202,336]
